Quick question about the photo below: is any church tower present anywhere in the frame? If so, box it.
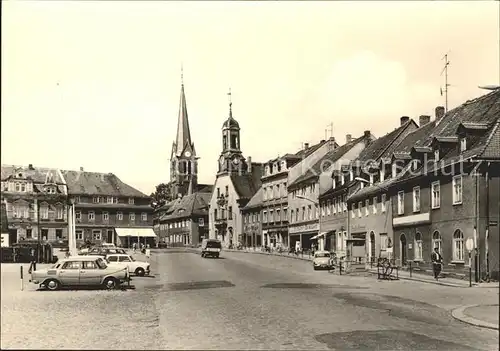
[217,90,247,176]
[170,72,198,198]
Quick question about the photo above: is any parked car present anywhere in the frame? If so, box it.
[106,254,150,276]
[312,251,332,270]
[201,239,222,258]
[83,247,127,257]
[29,255,129,291]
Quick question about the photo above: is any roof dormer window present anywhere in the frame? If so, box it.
[460,137,467,152]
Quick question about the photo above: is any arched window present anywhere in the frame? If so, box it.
[453,230,464,261]
[414,232,423,260]
[432,231,442,254]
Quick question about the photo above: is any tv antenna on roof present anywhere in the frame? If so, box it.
[440,52,451,112]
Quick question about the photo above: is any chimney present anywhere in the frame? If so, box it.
[435,106,445,121]
[400,116,410,126]
[247,156,252,173]
[304,143,309,150]
[80,167,84,171]
[364,130,371,138]
[28,164,34,170]
[419,115,431,126]
[346,134,352,143]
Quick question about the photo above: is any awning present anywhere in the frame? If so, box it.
[115,228,157,238]
[311,232,327,240]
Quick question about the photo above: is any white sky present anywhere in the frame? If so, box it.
[2,1,499,195]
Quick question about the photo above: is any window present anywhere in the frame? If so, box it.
[40,205,49,219]
[397,191,404,215]
[365,199,370,216]
[302,206,305,221]
[15,183,20,192]
[107,256,118,262]
[198,218,204,226]
[56,229,63,240]
[107,196,114,204]
[358,202,362,217]
[460,138,467,152]
[432,231,442,254]
[381,194,386,212]
[225,186,229,197]
[88,211,95,221]
[75,196,80,203]
[295,209,299,222]
[103,212,109,222]
[372,197,377,214]
[128,198,134,205]
[141,213,147,221]
[431,181,440,209]
[119,256,131,262]
[83,261,98,269]
[326,201,331,215]
[414,232,423,260]
[308,205,312,220]
[413,187,420,212]
[343,195,348,212]
[92,230,101,240]
[228,207,233,220]
[452,176,462,205]
[93,196,100,203]
[117,212,123,221]
[62,261,82,269]
[380,234,388,251]
[130,213,135,221]
[21,183,26,192]
[217,188,220,198]
[453,230,464,262]
[76,230,83,240]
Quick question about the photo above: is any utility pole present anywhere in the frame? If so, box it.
[441,53,451,112]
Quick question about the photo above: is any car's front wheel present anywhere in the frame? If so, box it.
[135,267,145,276]
[103,277,118,290]
[44,278,60,291]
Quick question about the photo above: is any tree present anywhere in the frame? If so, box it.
[150,182,173,209]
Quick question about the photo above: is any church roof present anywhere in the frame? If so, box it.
[174,84,193,156]
[159,192,211,221]
[222,103,240,129]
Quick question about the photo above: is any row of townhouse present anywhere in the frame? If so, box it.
[1,165,155,248]
[239,89,499,281]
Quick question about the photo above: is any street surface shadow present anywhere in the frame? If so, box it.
[164,280,235,291]
[261,283,368,289]
[333,292,452,326]
[315,330,480,350]
[134,315,160,328]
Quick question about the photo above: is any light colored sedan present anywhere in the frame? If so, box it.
[106,254,150,276]
[313,251,332,270]
[30,256,129,291]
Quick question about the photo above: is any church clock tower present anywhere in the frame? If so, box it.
[170,74,198,198]
[217,90,247,176]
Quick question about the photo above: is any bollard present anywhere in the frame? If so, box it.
[20,266,24,291]
[469,266,472,287]
[409,261,412,278]
[127,267,130,288]
[339,259,342,276]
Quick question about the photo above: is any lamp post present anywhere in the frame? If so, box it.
[67,197,76,256]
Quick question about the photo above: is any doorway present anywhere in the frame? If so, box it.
[400,234,407,266]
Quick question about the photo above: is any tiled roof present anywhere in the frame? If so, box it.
[160,192,211,221]
[242,187,263,210]
[1,165,64,184]
[355,120,417,163]
[196,184,214,193]
[294,140,326,159]
[231,163,263,200]
[393,120,438,156]
[480,121,500,159]
[290,134,370,187]
[61,170,148,198]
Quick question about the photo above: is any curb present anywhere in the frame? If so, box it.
[451,305,499,331]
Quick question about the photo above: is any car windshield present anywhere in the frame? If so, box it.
[206,241,221,249]
[96,258,108,269]
[129,256,136,261]
[315,252,330,258]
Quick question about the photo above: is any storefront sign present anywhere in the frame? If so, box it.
[289,223,319,234]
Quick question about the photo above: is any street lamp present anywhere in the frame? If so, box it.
[67,197,76,256]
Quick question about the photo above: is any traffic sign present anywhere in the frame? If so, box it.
[465,238,474,252]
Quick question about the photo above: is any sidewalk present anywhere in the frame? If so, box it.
[219,247,314,262]
[452,304,499,330]
[367,267,500,288]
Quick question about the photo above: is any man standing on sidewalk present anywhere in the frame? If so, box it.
[431,247,443,280]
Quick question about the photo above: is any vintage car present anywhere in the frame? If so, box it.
[312,250,332,270]
[82,247,127,257]
[106,254,150,276]
[30,255,129,290]
[201,239,222,258]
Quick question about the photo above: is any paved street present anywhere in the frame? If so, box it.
[1,249,499,350]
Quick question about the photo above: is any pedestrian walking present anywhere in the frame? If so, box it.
[133,242,137,253]
[431,247,443,280]
[145,247,151,260]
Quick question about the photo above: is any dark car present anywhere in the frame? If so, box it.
[201,239,222,258]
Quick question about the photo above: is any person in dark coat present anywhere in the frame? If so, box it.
[431,247,443,280]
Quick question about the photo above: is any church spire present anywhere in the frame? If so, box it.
[175,66,192,156]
